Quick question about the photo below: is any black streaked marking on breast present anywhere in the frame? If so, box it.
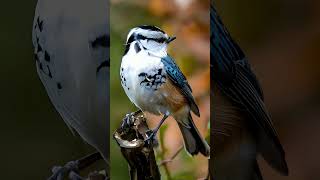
[96,60,110,73]
[34,16,62,91]
[120,68,129,90]
[138,72,147,77]
[138,69,166,90]
[134,43,141,53]
[91,34,110,48]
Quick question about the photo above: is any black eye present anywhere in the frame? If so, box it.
[156,38,166,43]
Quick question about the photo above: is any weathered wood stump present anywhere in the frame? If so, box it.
[113,111,161,180]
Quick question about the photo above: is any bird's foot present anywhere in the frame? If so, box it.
[121,115,132,129]
[144,113,168,146]
[48,160,83,180]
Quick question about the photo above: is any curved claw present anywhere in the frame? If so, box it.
[121,110,143,129]
[121,115,132,129]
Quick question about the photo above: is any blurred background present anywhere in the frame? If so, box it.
[215,0,320,179]
[0,1,103,179]
[2,0,319,179]
[110,0,210,179]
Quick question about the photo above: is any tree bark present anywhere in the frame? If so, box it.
[113,111,161,180]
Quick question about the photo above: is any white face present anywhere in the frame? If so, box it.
[126,26,173,54]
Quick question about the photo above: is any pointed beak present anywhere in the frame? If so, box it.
[166,36,176,44]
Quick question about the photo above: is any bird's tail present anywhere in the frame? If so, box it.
[177,113,210,157]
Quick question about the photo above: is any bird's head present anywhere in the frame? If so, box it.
[124,25,176,56]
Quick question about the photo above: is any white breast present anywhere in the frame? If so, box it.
[120,46,167,114]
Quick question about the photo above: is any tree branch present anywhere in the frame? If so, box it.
[113,111,161,180]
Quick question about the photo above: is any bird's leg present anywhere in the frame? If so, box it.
[48,152,103,180]
[146,112,169,143]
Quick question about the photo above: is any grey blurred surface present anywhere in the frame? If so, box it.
[0,1,98,179]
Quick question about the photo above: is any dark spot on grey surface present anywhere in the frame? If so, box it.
[34,53,39,62]
[44,51,50,62]
[47,65,52,78]
[37,17,43,32]
[39,22,43,32]
[91,34,109,48]
[39,63,43,70]
[96,60,109,73]
[57,83,62,89]
[37,43,42,52]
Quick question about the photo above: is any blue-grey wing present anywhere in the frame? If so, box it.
[161,55,200,116]
[211,4,288,174]
[211,5,263,99]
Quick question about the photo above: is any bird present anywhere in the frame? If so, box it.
[32,0,109,178]
[120,25,210,157]
[211,3,288,180]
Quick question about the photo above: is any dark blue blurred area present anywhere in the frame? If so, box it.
[216,0,320,179]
